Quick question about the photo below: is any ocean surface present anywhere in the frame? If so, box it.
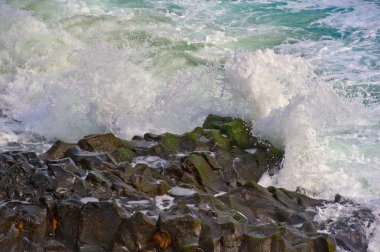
[0,0,379,250]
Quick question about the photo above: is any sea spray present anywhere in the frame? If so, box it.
[225,48,380,248]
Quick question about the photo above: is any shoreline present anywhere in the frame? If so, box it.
[0,114,374,251]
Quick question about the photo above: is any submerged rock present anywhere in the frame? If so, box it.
[0,115,374,252]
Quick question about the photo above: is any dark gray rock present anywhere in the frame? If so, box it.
[78,202,124,251]
[116,212,157,251]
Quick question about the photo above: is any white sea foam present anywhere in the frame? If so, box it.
[244,148,257,154]
[168,186,196,197]
[214,191,227,197]
[155,194,175,210]
[80,197,99,204]
[226,49,311,119]
[132,156,167,169]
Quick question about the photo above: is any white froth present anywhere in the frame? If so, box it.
[214,191,227,197]
[155,194,175,210]
[80,197,99,204]
[124,200,151,208]
[226,49,311,119]
[168,186,196,197]
[244,148,257,154]
[132,156,167,169]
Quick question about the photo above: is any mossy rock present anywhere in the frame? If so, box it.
[256,147,284,171]
[310,236,337,252]
[253,140,284,172]
[202,114,234,130]
[185,154,226,192]
[245,181,271,196]
[43,140,77,161]
[158,133,181,154]
[202,153,222,171]
[220,119,254,149]
[181,132,207,151]
[111,147,136,163]
[130,175,170,197]
[178,244,201,252]
[267,186,277,194]
[241,233,295,252]
[158,180,172,195]
[183,132,200,142]
[202,114,255,149]
[268,147,285,161]
[205,130,231,150]
[78,133,133,153]
[232,210,248,223]
[191,127,204,135]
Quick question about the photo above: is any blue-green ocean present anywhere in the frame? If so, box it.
[0,0,379,249]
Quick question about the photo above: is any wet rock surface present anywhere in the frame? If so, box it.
[0,115,374,252]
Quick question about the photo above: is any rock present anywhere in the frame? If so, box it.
[202,153,222,171]
[48,164,81,194]
[267,186,324,209]
[112,243,131,252]
[165,163,184,179]
[314,201,374,252]
[158,206,203,251]
[102,171,133,196]
[117,212,157,251]
[255,145,284,174]
[0,152,46,200]
[46,157,84,177]
[78,202,124,250]
[65,146,116,170]
[155,131,210,157]
[144,133,160,141]
[204,129,231,150]
[0,202,47,251]
[111,147,136,163]
[220,222,243,251]
[183,153,227,192]
[42,239,71,252]
[202,114,254,149]
[156,133,183,156]
[152,230,172,250]
[29,171,56,195]
[55,200,82,249]
[202,114,234,130]
[129,175,171,197]
[230,151,266,184]
[86,170,113,188]
[202,115,284,171]
[78,244,107,252]
[42,141,77,161]
[78,133,133,153]
[0,115,375,252]
[240,233,292,252]
[220,119,254,149]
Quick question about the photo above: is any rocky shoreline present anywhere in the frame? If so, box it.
[0,115,375,251]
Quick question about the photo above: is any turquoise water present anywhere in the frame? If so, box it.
[0,0,380,249]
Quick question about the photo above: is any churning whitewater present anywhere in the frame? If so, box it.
[0,0,380,250]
